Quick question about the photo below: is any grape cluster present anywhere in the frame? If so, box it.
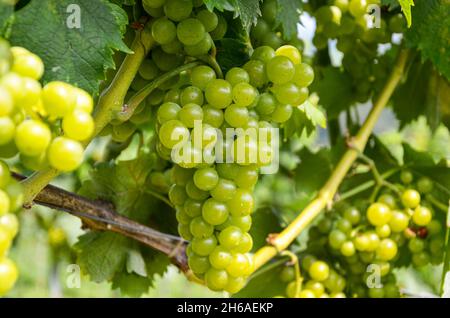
[0,160,22,296]
[280,258,347,298]
[0,39,94,172]
[311,0,406,102]
[304,175,444,298]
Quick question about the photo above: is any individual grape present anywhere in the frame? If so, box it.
[205,268,228,291]
[0,117,14,145]
[227,189,254,216]
[151,47,184,71]
[164,0,193,22]
[196,9,218,32]
[348,0,367,17]
[0,258,18,296]
[340,241,356,256]
[176,208,191,225]
[177,18,206,46]
[376,224,391,238]
[152,17,177,45]
[343,206,361,225]
[225,276,246,294]
[184,33,213,56]
[186,180,209,200]
[0,214,18,238]
[366,202,392,226]
[202,198,229,225]
[234,166,258,189]
[62,110,94,141]
[205,79,233,109]
[218,226,243,250]
[309,261,330,282]
[14,119,51,156]
[400,170,413,184]
[169,184,188,206]
[184,199,203,217]
[11,51,44,80]
[157,102,181,124]
[376,238,397,261]
[389,211,409,232]
[251,46,276,63]
[377,194,397,209]
[193,167,219,191]
[41,81,76,117]
[111,122,136,143]
[427,220,442,236]
[234,232,253,253]
[412,206,432,226]
[190,65,216,90]
[0,190,10,216]
[158,119,190,149]
[292,63,315,87]
[73,87,94,114]
[328,229,347,250]
[408,237,425,253]
[224,104,249,128]
[401,189,421,209]
[179,103,203,128]
[47,137,84,172]
[143,0,166,9]
[190,217,214,238]
[0,73,24,102]
[279,266,295,283]
[255,92,276,116]
[243,60,267,88]
[271,104,293,123]
[305,281,325,297]
[0,86,13,116]
[203,105,224,128]
[226,253,249,277]
[209,246,232,269]
[412,251,430,267]
[266,56,295,84]
[188,253,210,274]
[232,82,257,107]
[180,86,204,106]
[225,68,250,87]
[275,45,301,65]
[336,218,352,233]
[192,236,217,256]
[21,77,41,108]
[161,38,184,54]
[261,0,277,24]
[417,177,433,194]
[210,15,228,40]
[271,83,301,105]
[3,181,23,213]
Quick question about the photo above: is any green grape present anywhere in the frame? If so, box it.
[164,88,181,104]
[292,63,315,87]
[417,177,433,194]
[179,103,203,128]
[328,229,346,250]
[190,216,214,238]
[151,47,183,71]
[0,258,18,295]
[412,206,432,226]
[202,198,229,225]
[251,19,270,41]
[336,218,352,233]
[340,241,356,256]
[192,236,217,256]
[188,253,210,274]
[143,0,166,9]
[203,105,224,128]
[271,103,293,123]
[0,117,14,145]
[210,179,236,202]
[139,59,160,81]
[343,207,361,225]
[3,181,23,213]
[279,266,295,283]
[408,237,426,253]
[186,180,209,200]
[376,238,397,261]
[261,32,283,50]
[161,38,184,54]
[412,251,430,267]
[205,79,233,109]
[184,198,203,217]
[11,51,44,80]
[225,276,246,294]
[168,184,188,205]
[0,190,10,216]
[180,86,204,106]
[225,68,250,86]
[218,226,243,250]
[251,46,276,63]
[178,223,192,240]
[164,0,193,22]
[41,81,76,117]
[47,137,84,172]
[226,253,249,277]
[367,202,392,226]
[377,194,397,209]
[243,60,267,88]
[210,15,228,40]
[234,166,258,189]
[62,110,94,141]
[232,82,257,107]
[255,92,276,116]
[152,17,176,44]
[216,163,238,180]
[271,82,301,105]
[275,45,301,65]
[0,72,24,103]
[0,86,13,116]
[376,224,391,238]
[176,207,191,225]
[158,119,189,149]
[0,214,19,238]
[389,13,406,33]
[205,268,228,291]
[191,65,216,90]
[427,220,442,236]
[157,102,181,124]
[233,232,253,253]
[224,104,249,128]
[305,281,325,298]
[266,56,295,84]
[261,0,277,24]
[400,170,413,184]
[401,189,421,209]
[227,189,254,216]
[177,18,205,46]
[309,261,330,282]
[349,0,367,17]
[111,122,136,143]
[209,246,232,269]
[193,167,219,191]
[196,9,218,32]
[184,33,213,56]
[389,210,409,232]
[14,119,51,156]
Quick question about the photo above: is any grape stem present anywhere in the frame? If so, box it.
[20,24,155,205]
[280,250,302,298]
[13,172,190,272]
[117,61,203,122]
[253,48,411,271]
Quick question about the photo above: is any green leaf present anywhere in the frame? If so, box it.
[112,272,153,297]
[311,67,355,120]
[126,246,148,277]
[405,0,450,80]
[204,0,262,29]
[9,0,130,95]
[0,0,14,36]
[398,0,414,27]
[299,101,327,129]
[75,232,129,282]
[250,208,283,251]
[275,0,302,40]
[284,100,326,138]
[216,38,251,72]
[234,263,286,297]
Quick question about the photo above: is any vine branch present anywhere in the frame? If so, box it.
[254,49,411,271]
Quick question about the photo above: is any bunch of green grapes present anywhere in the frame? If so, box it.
[311,0,406,102]
[279,258,347,298]
[0,38,94,172]
[250,0,304,50]
[304,175,444,298]
[0,160,22,296]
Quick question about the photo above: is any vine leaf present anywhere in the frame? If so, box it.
[0,0,13,35]
[275,0,302,40]
[204,0,262,29]
[284,101,326,138]
[234,264,286,298]
[398,0,414,27]
[405,0,450,80]
[9,0,130,95]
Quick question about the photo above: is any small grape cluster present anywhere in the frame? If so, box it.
[280,258,347,298]
[0,39,94,172]
[311,0,405,102]
[304,174,444,297]
[0,160,22,296]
